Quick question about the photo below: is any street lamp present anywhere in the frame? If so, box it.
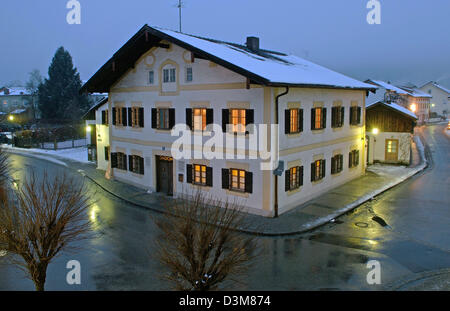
[8,115,14,121]
[410,103,417,113]
[86,125,92,133]
[372,128,379,135]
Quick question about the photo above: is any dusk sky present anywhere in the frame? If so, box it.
[1,0,449,88]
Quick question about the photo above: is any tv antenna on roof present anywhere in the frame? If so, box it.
[174,0,185,32]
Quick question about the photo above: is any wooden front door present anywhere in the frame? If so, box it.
[156,156,173,196]
[385,139,399,162]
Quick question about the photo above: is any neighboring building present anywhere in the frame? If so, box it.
[366,101,417,165]
[0,87,35,114]
[81,25,376,217]
[418,81,450,119]
[365,80,431,124]
[84,97,109,164]
[9,108,34,125]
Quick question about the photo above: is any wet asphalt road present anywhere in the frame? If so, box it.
[0,124,448,290]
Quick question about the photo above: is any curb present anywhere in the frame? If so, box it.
[3,135,430,237]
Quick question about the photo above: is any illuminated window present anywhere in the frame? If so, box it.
[290,109,299,133]
[387,140,397,154]
[193,108,207,131]
[286,166,303,191]
[230,109,246,133]
[311,159,325,182]
[193,164,207,185]
[349,150,360,168]
[315,108,322,129]
[230,168,246,192]
[130,155,144,175]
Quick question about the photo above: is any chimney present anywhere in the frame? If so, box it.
[246,36,259,52]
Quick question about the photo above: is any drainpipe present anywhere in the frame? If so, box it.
[274,86,289,218]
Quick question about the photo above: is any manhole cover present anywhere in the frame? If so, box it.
[355,222,368,228]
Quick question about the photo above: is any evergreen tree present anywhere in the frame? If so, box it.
[38,47,89,121]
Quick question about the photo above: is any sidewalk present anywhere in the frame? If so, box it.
[2,136,428,236]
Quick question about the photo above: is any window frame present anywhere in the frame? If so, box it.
[229,168,246,192]
[186,67,193,82]
[193,164,207,186]
[156,108,170,130]
[148,70,154,85]
[193,108,207,131]
[229,108,247,133]
[117,152,127,170]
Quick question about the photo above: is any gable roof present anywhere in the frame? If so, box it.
[365,79,409,94]
[81,25,376,94]
[419,81,450,94]
[365,79,432,98]
[366,100,418,120]
[83,96,108,120]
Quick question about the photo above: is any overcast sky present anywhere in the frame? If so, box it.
[1,0,449,88]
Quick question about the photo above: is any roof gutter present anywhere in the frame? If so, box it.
[274,86,289,218]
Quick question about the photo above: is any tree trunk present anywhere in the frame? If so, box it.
[32,262,48,291]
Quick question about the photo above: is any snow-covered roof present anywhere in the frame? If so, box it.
[365,80,408,94]
[367,100,418,119]
[399,86,432,98]
[10,108,27,114]
[419,81,450,94]
[81,25,376,93]
[0,87,31,96]
[154,27,374,90]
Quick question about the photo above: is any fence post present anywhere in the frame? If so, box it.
[54,139,57,151]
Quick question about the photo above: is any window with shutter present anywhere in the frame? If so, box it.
[312,108,325,130]
[312,160,325,182]
[286,166,303,191]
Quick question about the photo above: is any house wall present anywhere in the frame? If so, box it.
[366,132,411,165]
[101,42,367,217]
[94,102,110,171]
[277,88,366,213]
[418,83,449,118]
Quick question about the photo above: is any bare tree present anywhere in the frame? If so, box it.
[154,192,257,291]
[26,69,43,120]
[0,171,93,291]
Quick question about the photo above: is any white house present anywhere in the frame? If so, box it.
[418,81,450,119]
[366,101,417,165]
[81,25,376,217]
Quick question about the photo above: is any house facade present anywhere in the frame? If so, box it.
[81,25,375,217]
[418,81,450,119]
[365,80,431,124]
[366,101,417,165]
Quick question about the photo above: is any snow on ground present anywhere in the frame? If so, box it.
[366,163,409,177]
[1,144,89,164]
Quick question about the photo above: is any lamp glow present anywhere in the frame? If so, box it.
[8,115,13,121]
[372,128,379,135]
[86,125,92,132]
[410,104,417,113]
